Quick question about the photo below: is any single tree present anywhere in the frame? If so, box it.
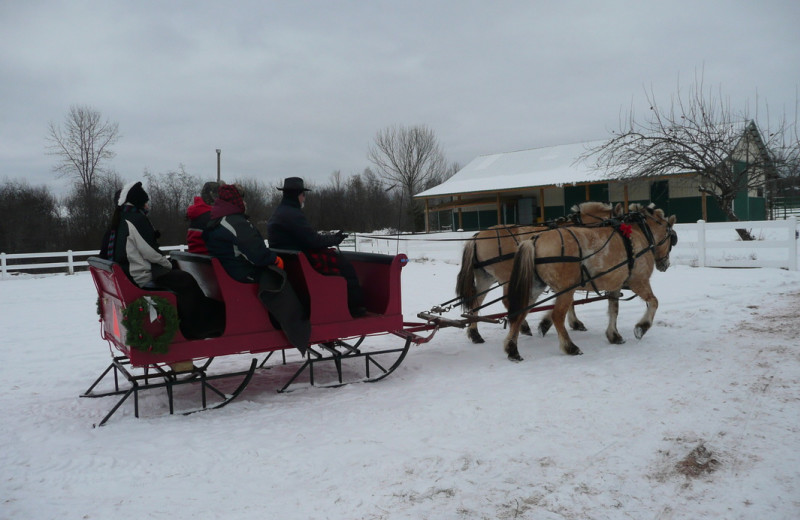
[47,105,120,193]
[582,80,784,225]
[46,105,120,246]
[368,125,447,231]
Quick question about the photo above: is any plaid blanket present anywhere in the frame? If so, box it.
[307,248,341,276]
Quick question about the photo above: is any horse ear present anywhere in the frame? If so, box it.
[614,202,623,216]
[668,215,677,225]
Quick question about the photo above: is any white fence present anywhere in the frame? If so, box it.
[670,217,798,271]
[2,217,798,278]
[0,245,186,278]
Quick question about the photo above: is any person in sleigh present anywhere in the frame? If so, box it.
[267,177,366,317]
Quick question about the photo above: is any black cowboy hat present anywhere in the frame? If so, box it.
[277,177,311,192]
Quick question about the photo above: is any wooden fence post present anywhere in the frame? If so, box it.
[67,250,74,275]
[1,252,6,279]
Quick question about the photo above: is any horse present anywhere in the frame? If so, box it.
[455,201,623,344]
[502,203,677,362]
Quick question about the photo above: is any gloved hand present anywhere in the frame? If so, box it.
[334,230,348,245]
[274,256,284,270]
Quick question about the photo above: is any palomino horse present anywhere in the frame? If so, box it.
[455,201,623,344]
[503,203,677,362]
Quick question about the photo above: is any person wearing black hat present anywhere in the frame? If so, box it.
[110,181,223,340]
[267,177,366,317]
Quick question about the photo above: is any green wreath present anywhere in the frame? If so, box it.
[121,296,180,354]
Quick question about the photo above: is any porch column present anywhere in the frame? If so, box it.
[424,198,430,233]
[539,188,545,222]
[496,193,502,225]
[585,184,591,201]
[457,196,463,230]
[624,184,629,209]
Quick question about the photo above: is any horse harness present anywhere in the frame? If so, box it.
[471,217,582,270]
[531,213,662,295]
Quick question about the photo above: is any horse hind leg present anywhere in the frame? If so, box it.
[566,304,587,331]
[538,311,553,337]
[466,268,494,344]
[504,284,533,336]
[552,293,582,356]
[538,305,583,337]
[605,290,625,344]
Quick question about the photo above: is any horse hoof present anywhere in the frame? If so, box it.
[607,333,626,345]
[538,320,552,337]
[565,344,583,356]
[521,321,533,336]
[570,322,587,332]
[508,353,524,362]
[634,324,650,339]
[467,329,485,344]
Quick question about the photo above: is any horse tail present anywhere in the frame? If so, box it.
[508,240,536,318]
[455,238,478,312]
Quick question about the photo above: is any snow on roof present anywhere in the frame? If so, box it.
[416,140,609,198]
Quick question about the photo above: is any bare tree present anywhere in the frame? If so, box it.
[46,105,120,246]
[47,105,120,193]
[368,125,447,230]
[582,79,784,224]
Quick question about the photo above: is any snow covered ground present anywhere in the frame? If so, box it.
[1,232,799,519]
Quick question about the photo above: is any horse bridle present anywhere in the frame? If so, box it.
[641,212,677,265]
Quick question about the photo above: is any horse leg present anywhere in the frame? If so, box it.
[552,292,582,355]
[629,282,659,339]
[466,269,494,344]
[503,285,533,336]
[538,311,553,337]
[503,311,527,362]
[604,290,625,344]
[540,303,584,337]
[566,304,587,331]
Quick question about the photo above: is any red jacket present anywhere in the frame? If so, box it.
[186,197,212,255]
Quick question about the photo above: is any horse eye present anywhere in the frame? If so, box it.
[670,232,678,246]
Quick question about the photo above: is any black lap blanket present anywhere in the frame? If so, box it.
[257,265,311,355]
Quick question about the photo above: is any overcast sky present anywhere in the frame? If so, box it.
[1,0,799,196]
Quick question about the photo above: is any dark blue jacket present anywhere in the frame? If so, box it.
[204,200,277,282]
[267,197,339,251]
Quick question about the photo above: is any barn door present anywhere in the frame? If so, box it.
[650,180,669,211]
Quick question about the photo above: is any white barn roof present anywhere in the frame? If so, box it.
[416,140,609,198]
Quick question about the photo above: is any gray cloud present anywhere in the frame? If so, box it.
[2,0,799,195]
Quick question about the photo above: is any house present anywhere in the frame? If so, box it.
[415,122,776,231]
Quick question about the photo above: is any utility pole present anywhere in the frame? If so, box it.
[216,149,221,182]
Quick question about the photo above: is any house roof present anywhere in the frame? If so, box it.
[415,140,609,198]
[417,121,772,200]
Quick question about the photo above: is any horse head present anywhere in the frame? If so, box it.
[629,203,677,272]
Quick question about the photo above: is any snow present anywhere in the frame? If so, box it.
[2,234,800,519]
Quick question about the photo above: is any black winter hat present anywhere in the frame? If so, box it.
[118,181,149,209]
[277,177,311,192]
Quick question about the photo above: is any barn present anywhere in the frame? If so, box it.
[415,122,776,231]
